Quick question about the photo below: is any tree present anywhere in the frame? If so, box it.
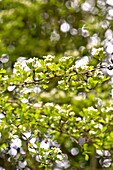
[0,51,113,170]
[1,0,113,170]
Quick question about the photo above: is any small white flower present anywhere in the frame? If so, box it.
[40,140,50,149]
[103,159,111,168]
[11,138,22,148]
[17,57,26,62]
[45,102,54,107]
[76,117,82,121]
[34,60,42,68]
[58,80,64,85]
[0,114,5,119]
[8,148,17,156]
[21,87,32,94]
[54,147,62,153]
[96,149,103,156]
[44,55,55,62]
[87,106,98,112]
[24,65,31,72]
[104,150,111,156]
[55,104,61,110]
[8,85,16,91]
[33,102,42,108]
[27,58,34,63]
[28,147,36,153]
[30,138,37,148]
[89,130,96,135]
[59,56,71,62]
[69,111,75,116]
[57,154,63,160]
[19,161,27,168]
[33,86,41,93]
[94,123,103,130]
[72,129,77,133]
[0,54,9,63]
[21,98,28,103]
[23,132,31,139]
[91,120,95,124]
[91,47,104,56]
[106,107,113,112]
[75,56,89,68]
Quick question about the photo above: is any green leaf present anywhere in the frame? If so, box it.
[0,69,6,74]
[110,132,113,138]
[85,154,89,161]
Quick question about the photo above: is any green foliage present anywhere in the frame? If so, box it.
[0,50,113,169]
[1,0,113,169]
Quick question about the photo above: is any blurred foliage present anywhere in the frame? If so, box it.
[1,0,113,170]
[0,0,111,63]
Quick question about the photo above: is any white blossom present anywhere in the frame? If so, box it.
[8,85,16,91]
[44,55,55,62]
[75,56,89,68]
[8,148,17,156]
[11,138,22,148]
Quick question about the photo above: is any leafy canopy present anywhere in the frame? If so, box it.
[0,49,113,169]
